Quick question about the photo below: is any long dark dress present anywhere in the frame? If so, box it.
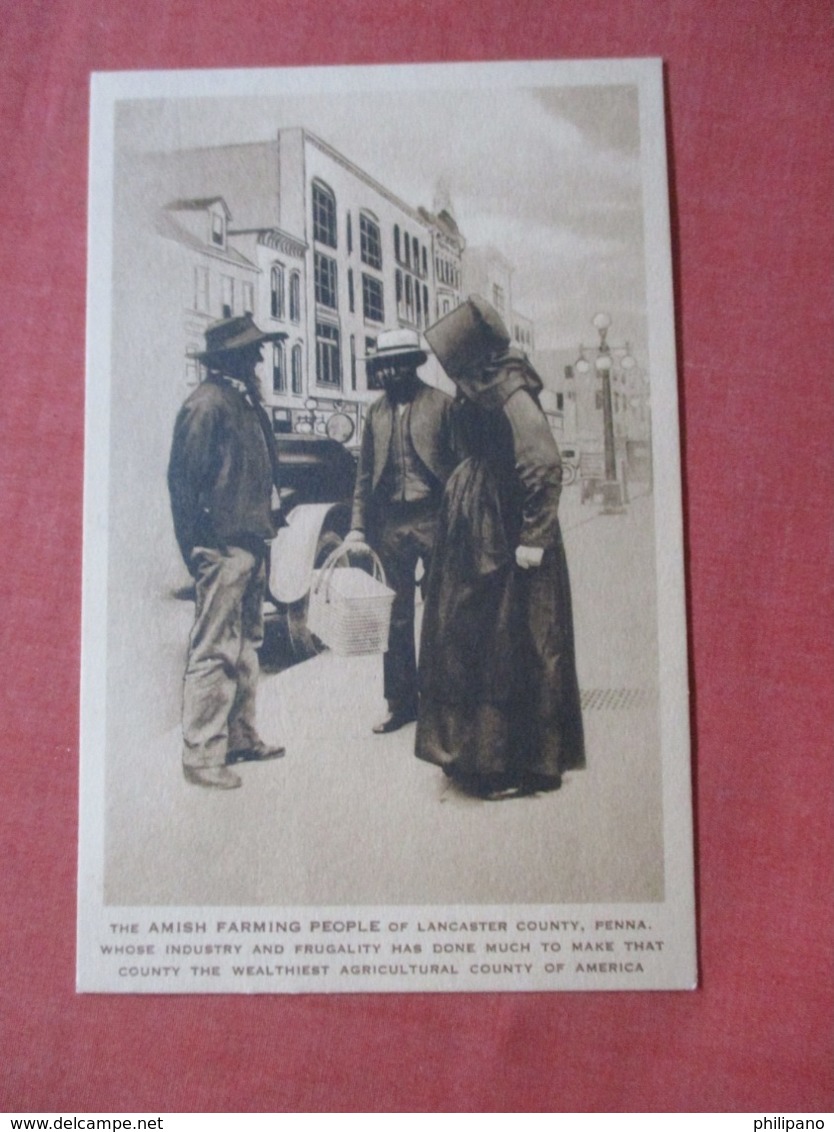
[416,359,584,791]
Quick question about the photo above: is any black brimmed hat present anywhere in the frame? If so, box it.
[191,314,287,362]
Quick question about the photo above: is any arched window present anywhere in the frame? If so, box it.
[312,180,337,247]
[291,344,303,394]
[271,264,285,319]
[362,273,384,323]
[314,252,337,309]
[405,275,413,320]
[360,211,382,270]
[289,272,301,322]
[272,342,285,393]
[316,321,341,388]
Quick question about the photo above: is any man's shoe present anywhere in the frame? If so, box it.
[372,710,417,735]
[227,742,286,765]
[183,765,242,790]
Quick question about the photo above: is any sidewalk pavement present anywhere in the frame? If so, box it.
[105,486,664,911]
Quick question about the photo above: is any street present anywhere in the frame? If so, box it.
[104,486,664,909]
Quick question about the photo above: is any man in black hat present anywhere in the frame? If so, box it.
[168,314,287,789]
[346,329,460,734]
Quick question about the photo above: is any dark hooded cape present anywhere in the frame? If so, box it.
[416,352,585,780]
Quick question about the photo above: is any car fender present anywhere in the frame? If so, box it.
[269,502,349,604]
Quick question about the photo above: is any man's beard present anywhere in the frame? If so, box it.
[383,372,418,404]
[242,372,265,402]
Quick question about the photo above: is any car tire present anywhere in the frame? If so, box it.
[285,526,345,660]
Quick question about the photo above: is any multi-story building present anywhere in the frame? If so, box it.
[272,127,442,434]
[225,224,309,434]
[419,183,465,321]
[146,131,460,440]
[155,196,260,389]
[142,133,542,443]
[462,244,514,328]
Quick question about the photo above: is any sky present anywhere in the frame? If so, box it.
[118,75,649,355]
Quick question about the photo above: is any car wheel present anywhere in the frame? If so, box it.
[285,527,345,660]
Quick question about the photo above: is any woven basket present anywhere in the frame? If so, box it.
[307,544,395,656]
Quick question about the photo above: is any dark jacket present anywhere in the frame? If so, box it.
[351,380,460,532]
[168,377,280,567]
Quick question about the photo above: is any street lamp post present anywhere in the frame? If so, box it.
[575,312,634,514]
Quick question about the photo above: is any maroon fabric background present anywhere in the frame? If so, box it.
[1,0,831,1114]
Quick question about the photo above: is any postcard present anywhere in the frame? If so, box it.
[78,57,696,993]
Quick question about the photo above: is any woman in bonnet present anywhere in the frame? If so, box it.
[417,295,585,800]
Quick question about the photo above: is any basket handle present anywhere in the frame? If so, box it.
[312,542,387,600]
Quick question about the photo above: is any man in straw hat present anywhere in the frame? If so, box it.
[345,328,461,734]
[168,314,288,789]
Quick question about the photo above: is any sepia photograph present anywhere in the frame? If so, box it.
[78,57,695,993]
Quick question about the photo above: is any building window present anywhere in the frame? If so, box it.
[272,342,286,393]
[412,236,419,270]
[271,265,285,319]
[422,246,428,276]
[492,284,505,315]
[350,334,357,391]
[360,212,382,270]
[312,180,337,247]
[423,285,429,322]
[365,336,382,390]
[415,281,422,326]
[362,274,384,323]
[394,225,400,262]
[242,281,254,315]
[404,231,411,268]
[348,268,355,313]
[347,212,353,255]
[557,393,564,411]
[289,272,301,322]
[291,344,303,394]
[314,252,338,309]
[193,266,209,312]
[221,275,234,318]
[211,212,224,247]
[316,321,341,387]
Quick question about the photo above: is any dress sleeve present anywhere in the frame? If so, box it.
[503,388,563,548]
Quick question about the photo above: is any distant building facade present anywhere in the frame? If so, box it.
[142,132,546,447]
[156,197,260,390]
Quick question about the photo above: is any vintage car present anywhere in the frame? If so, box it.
[265,433,357,659]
